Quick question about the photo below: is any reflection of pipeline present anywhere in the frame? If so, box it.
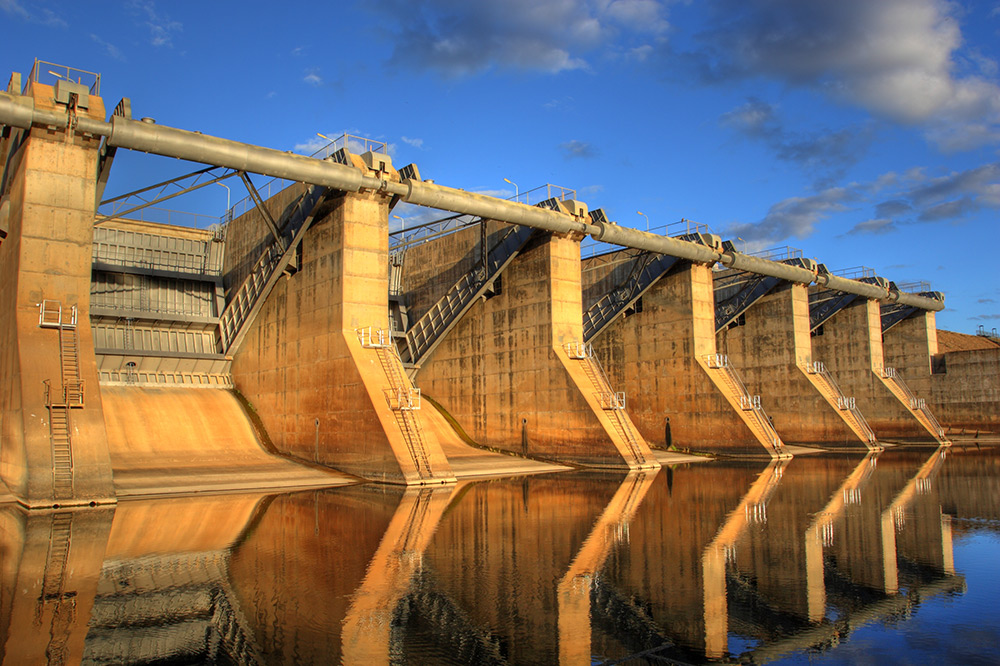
[742,574,965,664]
[701,460,788,660]
[400,567,508,665]
[340,486,455,664]
[0,91,943,311]
[804,452,881,622]
[879,445,952,594]
[556,470,659,665]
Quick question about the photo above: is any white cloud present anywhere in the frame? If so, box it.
[401,136,424,149]
[303,70,322,86]
[727,187,854,243]
[2,0,65,27]
[560,139,598,159]
[693,0,1000,150]
[367,0,675,76]
[91,34,125,61]
[0,1,29,19]
[129,1,181,47]
[293,135,329,154]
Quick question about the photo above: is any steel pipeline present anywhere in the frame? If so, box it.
[0,91,944,311]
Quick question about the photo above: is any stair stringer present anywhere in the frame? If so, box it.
[696,357,790,459]
[343,330,456,485]
[553,345,658,470]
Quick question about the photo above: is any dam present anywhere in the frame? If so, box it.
[1,61,998,508]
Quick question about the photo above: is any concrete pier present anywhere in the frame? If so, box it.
[4,62,998,501]
[718,283,879,449]
[229,185,458,485]
[811,298,949,444]
[0,81,116,507]
[590,261,788,458]
[412,229,657,470]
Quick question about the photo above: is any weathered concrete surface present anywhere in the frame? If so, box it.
[929,348,1000,431]
[718,283,871,447]
[414,232,657,469]
[230,189,456,484]
[0,83,115,506]
[0,504,115,664]
[100,386,353,496]
[885,316,1000,432]
[591,262,780,457]
[812,299,936,441]
[883,310,938,396]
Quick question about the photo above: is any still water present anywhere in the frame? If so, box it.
[2,446,998,665]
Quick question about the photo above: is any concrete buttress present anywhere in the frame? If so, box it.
[717,283,878,449]
[230,188,456,485]
[414,232,658,470]
[591,262,789,458]
[0,82,116,507]
[811,299,948,444]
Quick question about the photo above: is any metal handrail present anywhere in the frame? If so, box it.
[810,360,877,443]
[564,341,593,359]
[357,327,392,349]
[25,58,100,95]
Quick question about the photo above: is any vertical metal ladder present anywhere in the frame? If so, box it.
[34,512,75,665]
[704,354,788,458]
[565,342,649,466]
[39,301,83,500]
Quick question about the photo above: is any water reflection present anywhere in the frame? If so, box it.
[1,446,996,664]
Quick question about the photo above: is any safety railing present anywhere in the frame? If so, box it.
[565,341,593,360]
[38,301,77,329]
[385,387,422,411]
[25,58,100,95]
[879,366,945,440]
[807,360,877,444]
[598,391,627,411]
[704,354,784,454]
[97,370,234,387]
[43,379,85,408]
[706,353,729,369]
[357,327,393,349]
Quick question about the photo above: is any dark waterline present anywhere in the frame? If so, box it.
[2,446,998,664]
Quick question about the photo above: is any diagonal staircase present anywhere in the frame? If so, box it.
[359,327,435,479]
[217,185,331,355]
[583,253,682,343]
[564,342,650,467]
[702,354,789,458]
[804,361,879,448]
[877,367,950,444]
[397,223,535,368]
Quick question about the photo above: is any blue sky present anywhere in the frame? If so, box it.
[3,0,999,333]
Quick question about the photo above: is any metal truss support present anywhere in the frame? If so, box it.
[881,303,919,333]
[238,170,283,247]
[714,273,782,331]
[96,165,238,224]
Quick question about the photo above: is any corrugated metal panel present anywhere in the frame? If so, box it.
[91,273,217,318]
[93,226,222,275]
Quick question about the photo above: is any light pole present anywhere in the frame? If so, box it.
[216,181,231,225]
[637,210,649,231]
[503,178,519,202]
[392,214,404,236]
